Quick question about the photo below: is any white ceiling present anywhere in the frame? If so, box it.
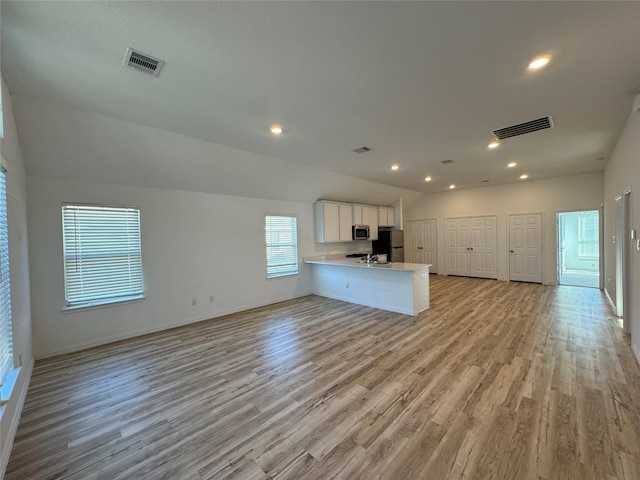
[2,1,639,195]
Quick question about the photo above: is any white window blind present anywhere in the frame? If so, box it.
[578,211,599,259]
[62,204,143,307]
[0,167,13,386]
[265,215,298,278]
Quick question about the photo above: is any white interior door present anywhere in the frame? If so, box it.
[447,216,497,278]
[469,216,497,279]
[509,213,542,283]
[446,218,469,276]
[405,220,437,270]
[421,219,437,272]
[404,222,420,263]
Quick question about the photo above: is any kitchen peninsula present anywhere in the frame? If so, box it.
[304,255,431,315]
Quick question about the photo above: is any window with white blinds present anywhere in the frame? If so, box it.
[62,204,144,308]
[0,167,13,386]
[578,211,599,259]
[265,215,298,278]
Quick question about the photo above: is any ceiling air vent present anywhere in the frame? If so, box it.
[123,47,165,77]
[353,146,371,154]
[492,116,553,140]
[441,159,454,165]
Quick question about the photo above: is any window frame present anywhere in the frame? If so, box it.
[61,203,144,310]
[0,164,14,389]
[577,211,599,259]
[265,214,299,279]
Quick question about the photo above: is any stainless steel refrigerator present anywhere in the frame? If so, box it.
[373,230,404,262]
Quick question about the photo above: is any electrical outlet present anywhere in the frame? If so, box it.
[209,295,215,303]
[192,298,197,306]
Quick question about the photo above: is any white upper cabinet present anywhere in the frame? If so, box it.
[315,201,353,243]
[352,205,364,225]
[363,205,378,240]
[378,207,395,227]
[338,204,353,242]
[316,201,397,243]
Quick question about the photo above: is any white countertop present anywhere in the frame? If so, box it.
[303,255,431,272]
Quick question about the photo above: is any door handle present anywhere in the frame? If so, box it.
[510,250,514,253]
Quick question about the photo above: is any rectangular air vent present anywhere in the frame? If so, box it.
[124,47,165,77]
[353,146,371,154]
[492,116,553,140]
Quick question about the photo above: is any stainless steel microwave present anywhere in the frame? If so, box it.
[352,225,370,240]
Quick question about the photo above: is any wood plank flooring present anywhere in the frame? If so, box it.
[7,276,640,479]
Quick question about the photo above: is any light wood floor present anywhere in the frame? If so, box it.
[7,276,640,479]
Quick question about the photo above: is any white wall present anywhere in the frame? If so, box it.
[405,172,604,284]
[604,109,640,358]
[13,96,423,209]
[0,77,33,475]
[27,176,369,358]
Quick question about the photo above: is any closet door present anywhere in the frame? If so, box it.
[405,220,438,270]
[446,216,497,279]
[509,213,542,283]
[404,222,420,263]
[422,219,438,272]
[469,216,497,279]
[446,218,469,276]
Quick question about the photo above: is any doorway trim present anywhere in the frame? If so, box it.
[556,209,601,289]
[615,189,632,332]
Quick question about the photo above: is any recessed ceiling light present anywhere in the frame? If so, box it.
[391,164,399,171]
[449,184,456,189]
[270,125,283,135]
[520,174,529,180]
[425,176,432,182]
[508,162,517,168]
[488,141,500,149]
[528,56,550,71]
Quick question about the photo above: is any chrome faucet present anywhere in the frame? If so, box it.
[366,253,378,263]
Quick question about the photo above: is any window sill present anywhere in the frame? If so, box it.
[1,366,21,407]
[267,271,299,279]
[62,294,145,314]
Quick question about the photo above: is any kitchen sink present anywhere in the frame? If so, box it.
[353,260,391,265]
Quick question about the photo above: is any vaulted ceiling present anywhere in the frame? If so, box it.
[2,1,639,197]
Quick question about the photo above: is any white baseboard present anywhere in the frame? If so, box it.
[632,342,640,367]
[604,287,617,314]
[35,293,312,359]
[0,356,35,479]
